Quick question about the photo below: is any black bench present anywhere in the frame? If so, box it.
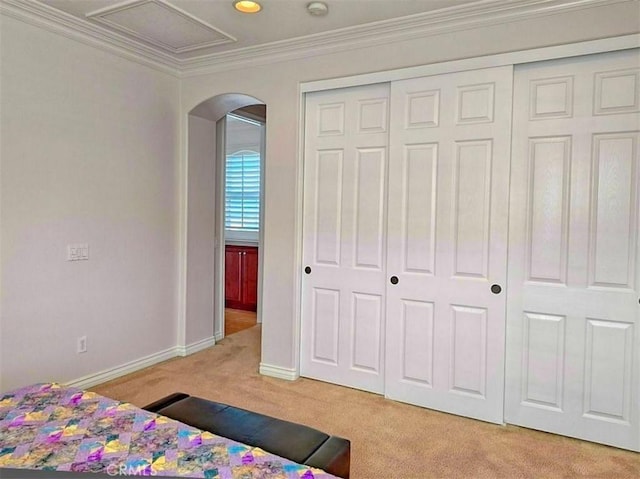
[143,393,350,478]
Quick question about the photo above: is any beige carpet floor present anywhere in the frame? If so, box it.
[91,325,640,479]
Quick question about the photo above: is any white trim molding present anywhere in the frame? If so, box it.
[0,0,180,76]
[66,337,216,389]
[1,0,631,76]
[259,363,300,381]
[66,349,298,390]
[176,110,189,360]
[180,0,632,76]
[176,336,216,357]
[66,346,177,390]
[301,34,640,93]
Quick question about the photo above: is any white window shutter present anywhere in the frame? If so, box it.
[225,150,260,232]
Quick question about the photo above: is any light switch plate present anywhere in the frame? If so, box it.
[67,243,89,261]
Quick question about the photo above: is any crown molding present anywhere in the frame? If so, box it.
[0,0,181,77]
[1,0,632,78]
[178,0,630,76]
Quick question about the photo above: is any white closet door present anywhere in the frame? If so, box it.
[300,84,389,393]
[505,50,640,451]
[385,66,513,424]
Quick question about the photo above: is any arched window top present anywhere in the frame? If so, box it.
[230,149,259,156]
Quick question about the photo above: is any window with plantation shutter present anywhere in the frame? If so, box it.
[225,150,260,235]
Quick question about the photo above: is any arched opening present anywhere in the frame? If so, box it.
[185,93,265,350]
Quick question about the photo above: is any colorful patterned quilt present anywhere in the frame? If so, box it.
[0,383,337,478]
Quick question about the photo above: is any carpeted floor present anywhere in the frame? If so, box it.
[91,325,640,479]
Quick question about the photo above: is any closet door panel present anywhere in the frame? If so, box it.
[313,150,343,266]
[301,84,390,394]
[311,288,340,365]
[505,49,640,452]
[402,144,438,273]
[401,300,435,385]
[452,139,492,278]
[354,147,386,270]
[385,66,513,424]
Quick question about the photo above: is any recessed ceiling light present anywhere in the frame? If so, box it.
[234,1,261,13]
[307,1,328,16]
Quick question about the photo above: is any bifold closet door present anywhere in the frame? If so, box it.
[505,50,640,451]
[384,66,513,424]
[300,83,390,394]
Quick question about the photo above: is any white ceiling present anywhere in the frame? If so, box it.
[5,0,616,73]
[38,0,480,59]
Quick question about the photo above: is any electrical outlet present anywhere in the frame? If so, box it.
[77,336,87,354]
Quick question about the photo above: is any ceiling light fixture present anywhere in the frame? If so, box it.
[234,1,261,13]
[307,1,328,16]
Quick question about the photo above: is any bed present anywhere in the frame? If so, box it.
[0,383,339,478]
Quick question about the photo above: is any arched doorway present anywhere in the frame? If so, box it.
[185,93,265,348]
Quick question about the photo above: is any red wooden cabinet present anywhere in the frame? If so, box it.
[225,245,258,311]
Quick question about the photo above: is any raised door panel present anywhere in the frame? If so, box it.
[386,65,513,424]
[354,148,386,270]
[526,137,571,284]
[225,246,242,304]
[449,306,488,398]
[402,144,437,274]
[401,300,435,386]
[521,312,566,411]
[351,293,383,373]
[583,319,634,424]
[452,140,492,279]
[301,83,389,394]
[589,133,638,288]
[505,49,640,452]
[242,247,259,309]
[311,288,340,365]
[314,150,343,266]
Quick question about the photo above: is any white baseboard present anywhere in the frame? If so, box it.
[214,330,224,342]
[66,347,177,390]
[259,363,299,381]
[67,337,216,389]
[176,336,216,357]
[67,353,296,391]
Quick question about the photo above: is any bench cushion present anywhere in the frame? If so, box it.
[143,393,350,478]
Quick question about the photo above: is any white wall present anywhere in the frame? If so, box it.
[0,0,637,393]
[179,1,640,374]
[185,115,217,345]
[0,15,180,392]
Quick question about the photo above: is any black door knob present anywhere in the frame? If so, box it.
[491,284,502,294]
[304,266,311,274]
[390,276,399,285]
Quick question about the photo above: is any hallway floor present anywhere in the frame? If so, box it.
[224,308,257,336]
